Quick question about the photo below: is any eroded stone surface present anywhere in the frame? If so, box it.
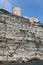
[0,9,43,62]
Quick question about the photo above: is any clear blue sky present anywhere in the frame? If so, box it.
[0,0,43,23]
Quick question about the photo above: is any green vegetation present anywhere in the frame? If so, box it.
[0,9,10,14]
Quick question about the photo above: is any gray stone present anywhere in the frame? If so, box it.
[0,9,43,62]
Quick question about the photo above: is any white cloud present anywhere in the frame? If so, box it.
[0,0,13,12]
[0,0,19,12]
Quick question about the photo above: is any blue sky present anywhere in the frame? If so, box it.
[0,0,43,23]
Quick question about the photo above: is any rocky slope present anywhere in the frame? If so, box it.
[0,9,43,62]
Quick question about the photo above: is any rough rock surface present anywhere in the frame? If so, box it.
[0,9,43,62]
